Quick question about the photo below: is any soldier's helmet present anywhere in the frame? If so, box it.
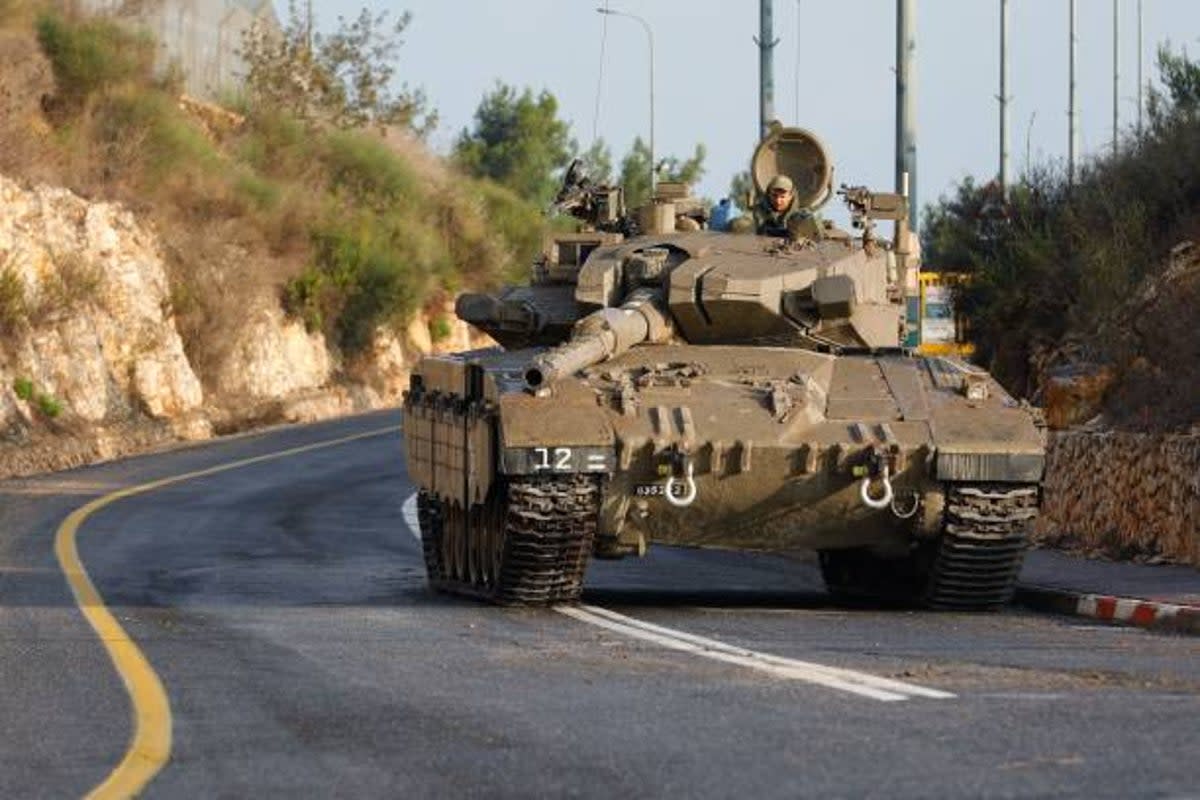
[767,174,795,193]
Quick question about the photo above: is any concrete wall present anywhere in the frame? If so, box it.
[78,0,279,100]
[1037,431,1200,565]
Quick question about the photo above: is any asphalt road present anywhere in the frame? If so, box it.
[1,411,1197,798]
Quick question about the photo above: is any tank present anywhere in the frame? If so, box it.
[403,126,1044,610]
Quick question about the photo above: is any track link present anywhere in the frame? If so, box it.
[923,483,1039,610]
[418,476,601,606]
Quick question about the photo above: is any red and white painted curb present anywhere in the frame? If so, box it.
[1015,584,1200,635]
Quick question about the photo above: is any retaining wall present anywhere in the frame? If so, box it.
[1037,431,1200,566]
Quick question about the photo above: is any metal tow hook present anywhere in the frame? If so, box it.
[859,456,894,510]
[664,450,698,508]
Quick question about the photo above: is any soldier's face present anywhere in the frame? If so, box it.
[769,188,792,212]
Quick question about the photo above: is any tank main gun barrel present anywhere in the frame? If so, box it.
[523,290,671,391]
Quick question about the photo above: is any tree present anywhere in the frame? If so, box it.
[578,138,614,185]
[1148,45,1200,124]
[728,170,754,211]
[453,84,574,206]
[241,2,437,136]
[619,138,706,209]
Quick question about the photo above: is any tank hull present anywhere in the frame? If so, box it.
[404,343,1043,563]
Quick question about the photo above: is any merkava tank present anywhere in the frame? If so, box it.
[403,126,1043,610]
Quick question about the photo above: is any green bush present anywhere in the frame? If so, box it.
[429,315,452,342]
[10,378,61,418]
[35,11,154,110]
[285,213,435,353]
[12,377,34,401]
[35,391,61,418]
[234,171,282,211]
[322,129,418,207]
[475,179,546,282]
[95,90,220,177]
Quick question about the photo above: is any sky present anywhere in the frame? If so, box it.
[303,0,1200,223]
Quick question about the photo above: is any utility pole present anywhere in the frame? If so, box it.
[1069,0,1079,185]
[895,0,917,231]
[756,0,779,139]
[999,0,1010,199]
[1137,0,1144,136]
[1113,0,1120,155]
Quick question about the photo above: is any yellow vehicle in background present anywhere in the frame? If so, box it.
[905,272,975,356]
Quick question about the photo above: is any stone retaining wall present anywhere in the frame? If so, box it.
[1037,431,1200,566]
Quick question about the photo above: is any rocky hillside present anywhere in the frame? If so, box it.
[0,172,484,479]
[0,9,521,477]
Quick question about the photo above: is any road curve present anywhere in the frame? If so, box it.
[1,410,1197,798]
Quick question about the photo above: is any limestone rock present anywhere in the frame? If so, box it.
[0,175,203,427]
[215,305,331,400]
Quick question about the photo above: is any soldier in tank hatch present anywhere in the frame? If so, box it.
[755,174,823,238]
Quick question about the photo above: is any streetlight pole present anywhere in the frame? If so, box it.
[597,7,655,195]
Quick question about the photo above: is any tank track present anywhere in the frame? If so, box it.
[819,482,1039,610]
[923,483,1039,610]
[417,476,601,606]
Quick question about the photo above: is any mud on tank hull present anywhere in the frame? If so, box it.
[403,344,1044,610]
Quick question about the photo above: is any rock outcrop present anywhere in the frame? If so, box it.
[0,175,204,430]
[0,175,483,478]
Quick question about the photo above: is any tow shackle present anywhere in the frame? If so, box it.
[664,448,698,508]
[858,448,894,510]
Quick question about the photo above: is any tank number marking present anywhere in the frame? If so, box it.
[533,447,574,471]
[635,483,689,498]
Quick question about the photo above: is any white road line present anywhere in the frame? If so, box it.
[572,604,955,701]
[557,606,910,701]
[399,491,955,703]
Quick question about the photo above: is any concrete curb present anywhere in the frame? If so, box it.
[1014,584,1200,635]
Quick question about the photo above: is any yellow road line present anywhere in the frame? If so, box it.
[54,425,400,799]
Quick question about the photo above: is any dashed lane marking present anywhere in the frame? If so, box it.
[56,425,401,799]
[401,491,955,703]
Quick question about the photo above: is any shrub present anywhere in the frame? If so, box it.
[12,377,34,401]
[0,265,26,334]
[35,11,154,112]
[322,129,418,207]
[429,315,452,342]
[35,391,61,418]
[94,89,220,179]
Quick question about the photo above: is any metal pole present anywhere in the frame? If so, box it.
[597,8,655,193]
[757,0,778,138]
[1137,0,1144,136]
[999,0,1010,199]
[895,0,917,231]
[794,0,801,123]
[1069,0,1078,185]
[1113,0,1120,155]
